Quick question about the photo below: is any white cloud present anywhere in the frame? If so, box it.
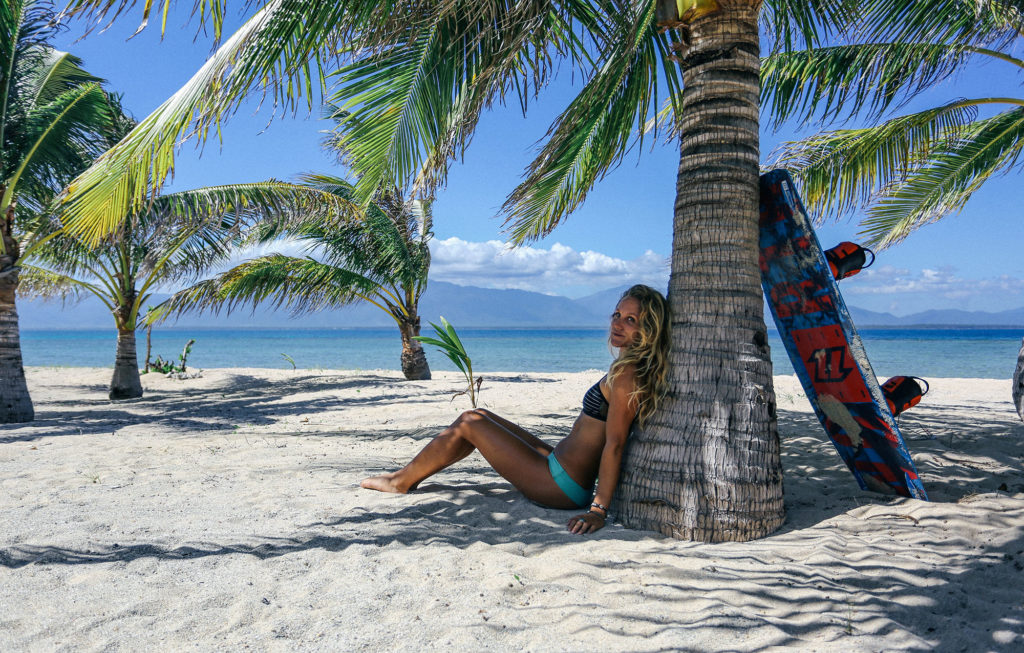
[159,236,669,297]
[847,264,1024,299]
[429,237,668,295]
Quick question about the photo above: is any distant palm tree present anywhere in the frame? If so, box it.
[21,180,349,398]
[159,174,434,380]
[0,0,112,421]
[763,0,1024,247]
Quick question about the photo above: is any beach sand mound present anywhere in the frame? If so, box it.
[1,368,1022,651]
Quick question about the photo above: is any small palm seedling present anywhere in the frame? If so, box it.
[148,338,196,375]
[415,317,481,408]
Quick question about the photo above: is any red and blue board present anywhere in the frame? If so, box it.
[759,169,927,500]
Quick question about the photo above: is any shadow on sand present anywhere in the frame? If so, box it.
[2,372,1022,649]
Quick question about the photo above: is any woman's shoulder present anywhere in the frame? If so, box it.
[605,362,638,392]
[607,361,638,377]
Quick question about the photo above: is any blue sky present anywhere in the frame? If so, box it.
[52,8,1024,315]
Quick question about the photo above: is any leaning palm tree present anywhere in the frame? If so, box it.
[59,1,868,541]
[158,174,433,380]
[763,0,1024,247]
[21,180,350,399]
[0,0,112,422]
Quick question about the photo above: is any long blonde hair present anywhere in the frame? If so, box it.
[607,285,670,427]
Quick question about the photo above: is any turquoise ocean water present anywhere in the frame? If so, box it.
[20,326,1024,379]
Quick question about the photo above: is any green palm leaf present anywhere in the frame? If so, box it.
[761,42,983,128]
[862,107,1024,245]
[157,253,382,320]
[852,0,1024,48]
[141,180,349,281]
[242,174,430,290]
[772,101,980,219]
[17,263,107,305]
[4,82,110,209]
[57,0,341,243]
[326,1,582,205]
[501,3,677,243]
[23,49,102,109]
[761,0,860,50]
[415,316,478,405]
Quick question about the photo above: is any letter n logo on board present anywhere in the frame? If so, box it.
[791,325,871,403]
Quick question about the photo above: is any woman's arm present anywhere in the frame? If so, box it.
[568,366,638,535]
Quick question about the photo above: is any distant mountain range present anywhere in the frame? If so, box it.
[16,281,1024,329]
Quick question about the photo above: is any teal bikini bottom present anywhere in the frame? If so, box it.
[547,453,593,508]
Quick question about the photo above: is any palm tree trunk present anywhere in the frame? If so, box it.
[399,316,431,381]
[1013,337,1024,422]
[109,328,143,399]
[616,1,784,542]
[0,263,34,423]
[144,323,152,373]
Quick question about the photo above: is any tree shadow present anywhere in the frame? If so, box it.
[579,508,1024,651]
[4,372,1023,650]
[4,371,476,442]
[0,486,611,570]
[776,398,1024,533]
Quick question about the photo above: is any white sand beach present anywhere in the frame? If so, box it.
[1,367,1022,651]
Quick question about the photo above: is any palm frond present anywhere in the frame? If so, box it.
[0,0,26,53]
[61,0,233,40]
[16,263,108,306]
[499,2,674,243]
[140,180,354,283]
[852,0,1024,49]
[148,179,354,234]
[326,1,579,204]
[242,175,429,286]
[2,0,40,89]
[58,1,585,239]
[23,48,103,110]
[57,0,344,243]
[772,101,980,219]
[156,253,384,321]
[761,0,862,52]
[4,82,110,206]
[761,42,979,128]
[861,107,1024,246]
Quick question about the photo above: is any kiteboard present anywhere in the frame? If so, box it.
[758,169,928,500]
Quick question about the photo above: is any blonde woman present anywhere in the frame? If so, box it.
[361,284,671,534]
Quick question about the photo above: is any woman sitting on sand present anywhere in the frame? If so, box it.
[361,284,670,535]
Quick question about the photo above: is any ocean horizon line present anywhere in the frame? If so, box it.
[17,325,1022,379]
[20,324,1024,332]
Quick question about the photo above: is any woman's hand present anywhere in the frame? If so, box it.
[567,510,605,535]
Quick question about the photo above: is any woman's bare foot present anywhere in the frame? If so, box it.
[360,472,413,493]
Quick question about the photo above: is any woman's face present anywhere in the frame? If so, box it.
[610,297,642,349]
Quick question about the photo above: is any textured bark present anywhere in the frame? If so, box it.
[144,324,152,373]
[616,1,785,542]
[399,317,431,381]
[0,265,34,422]
[109,328,143,400]
[1014,338,1024,422]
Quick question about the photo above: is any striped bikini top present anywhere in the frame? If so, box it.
[582,376,609,421]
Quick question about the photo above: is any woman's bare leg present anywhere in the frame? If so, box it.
[360,410,575,508]
[474,409,553,455]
